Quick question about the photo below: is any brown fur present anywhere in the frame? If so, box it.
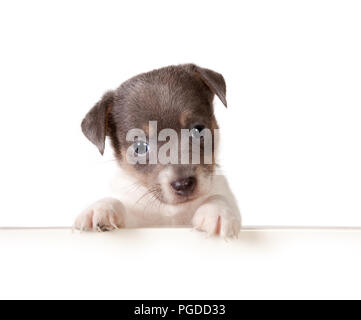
[81,64,227,203]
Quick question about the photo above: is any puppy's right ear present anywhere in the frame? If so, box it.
[182,64,227,107]
[81,91,114,155]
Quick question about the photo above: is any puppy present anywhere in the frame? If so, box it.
[74,64,241,238]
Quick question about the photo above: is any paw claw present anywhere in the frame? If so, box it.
[74,198,125,232]
[192,200,241,239]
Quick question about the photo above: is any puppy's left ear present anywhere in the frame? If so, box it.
[81,91,114,155]
[194,65,227,107]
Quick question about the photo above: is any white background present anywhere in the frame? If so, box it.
[2,228,361,300]
[0,0,361,227]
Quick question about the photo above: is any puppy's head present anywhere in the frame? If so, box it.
[81,64,227,205]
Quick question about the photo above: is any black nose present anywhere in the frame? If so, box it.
[171,176,196,196]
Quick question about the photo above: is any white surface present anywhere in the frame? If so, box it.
[1,227,361,300]
[0,1,361,227]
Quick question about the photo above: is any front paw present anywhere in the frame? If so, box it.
[192,198,241,238]
[74,198,125,232]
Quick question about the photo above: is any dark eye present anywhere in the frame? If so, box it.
[133,141,149,154]
[190,124,205,139]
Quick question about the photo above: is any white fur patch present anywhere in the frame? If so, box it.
[74,197,125,232]
[75,167,241,238]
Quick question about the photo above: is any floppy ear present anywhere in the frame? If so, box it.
[194,65,227,107]
[81,91,114,155]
